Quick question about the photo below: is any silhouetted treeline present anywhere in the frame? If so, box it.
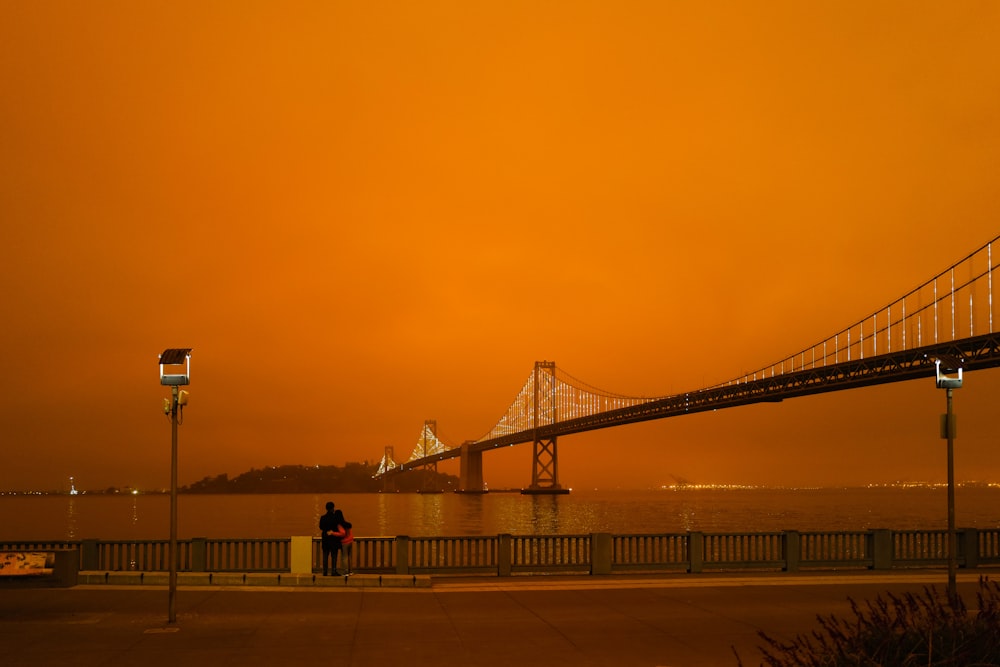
[181,462,459,494]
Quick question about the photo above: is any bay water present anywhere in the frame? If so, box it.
[2,487,999,542]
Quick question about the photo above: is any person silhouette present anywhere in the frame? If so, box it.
[318,501,344,576]
[332,520,354,575]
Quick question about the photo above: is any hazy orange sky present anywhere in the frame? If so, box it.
[2,2,999,492]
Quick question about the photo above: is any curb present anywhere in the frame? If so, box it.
[77,571,431,588]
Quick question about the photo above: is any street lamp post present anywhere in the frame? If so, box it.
[159,348,192,624]
[933,355,962,600]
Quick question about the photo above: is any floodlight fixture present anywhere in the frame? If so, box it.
[933,354,964,389]
[159,348,192,386]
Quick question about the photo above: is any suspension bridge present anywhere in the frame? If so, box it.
[375,235,1000,493]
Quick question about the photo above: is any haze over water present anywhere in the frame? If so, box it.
[3,487,998,542]
[4,3,1000,496]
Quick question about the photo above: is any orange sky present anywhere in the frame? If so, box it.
[2,2,999,492]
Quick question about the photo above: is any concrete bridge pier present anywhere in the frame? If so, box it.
[458,441,485,493]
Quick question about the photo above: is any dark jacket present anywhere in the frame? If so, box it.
[319,509,344,547]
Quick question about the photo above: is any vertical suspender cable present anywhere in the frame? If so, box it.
[950,267,956,341]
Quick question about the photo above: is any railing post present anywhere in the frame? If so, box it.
[871,529,893,570]
[290,536,312,574]
[498,534,512,577]
[81,538,100,571]
[53,548,79,587]
[395,536,410,575]
[591,533,612,575]
[689,532,704,573]
[190,537,207,572]
[783,531,800,572]
[961,528,979,569]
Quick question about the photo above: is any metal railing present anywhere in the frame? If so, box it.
[4,528,999,576]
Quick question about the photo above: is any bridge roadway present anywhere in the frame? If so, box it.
[1,570,992,666]
[396,332,1000,474]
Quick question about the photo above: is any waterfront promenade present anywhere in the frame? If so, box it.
[0,570,991,667]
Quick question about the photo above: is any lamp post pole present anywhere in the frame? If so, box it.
[169,385,179,623]
[159,348,191,626]
[933,354,962,602]
[945,386,956,600]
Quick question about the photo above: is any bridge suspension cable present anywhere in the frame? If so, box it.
[715,235,999,389]
[474,361,659,444]
[408,420,450,461]
[375,446,397,476]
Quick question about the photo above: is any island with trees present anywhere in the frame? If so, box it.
[180,462,458,494]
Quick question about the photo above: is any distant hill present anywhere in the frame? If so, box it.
[180,462,458,494]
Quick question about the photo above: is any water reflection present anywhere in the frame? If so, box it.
[312,495,325,535]
[65,497,77,540]
[5,487,993,542]
[455,494,484,535]
[416,494,445,535]
[677,498,696,532]
[376,493,392,536]
[528,495,562,534]
[129,496,140,569]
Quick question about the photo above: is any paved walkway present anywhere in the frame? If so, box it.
[0,571,991,667]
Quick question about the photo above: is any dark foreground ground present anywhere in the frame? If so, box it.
[0,571,991,667]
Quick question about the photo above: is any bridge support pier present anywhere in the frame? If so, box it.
[523,435,569,494]
[458,442,485,493]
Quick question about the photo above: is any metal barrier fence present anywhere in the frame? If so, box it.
[3,528,999,576]
[99,540,181,572]
[407,535,498,574]
[204,539,290,572]
[799,531,870,566]
[702,532,785,569]
[613,533,688,572]
[511,534,590,574]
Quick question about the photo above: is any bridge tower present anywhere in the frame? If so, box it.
[524,361,568,495]
[418,420,442,492]
[423,420,438,468]
[381,446,396,492]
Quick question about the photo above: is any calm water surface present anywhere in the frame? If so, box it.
[2,488,998,541]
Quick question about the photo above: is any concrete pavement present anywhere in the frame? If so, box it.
[0,570,992,667]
